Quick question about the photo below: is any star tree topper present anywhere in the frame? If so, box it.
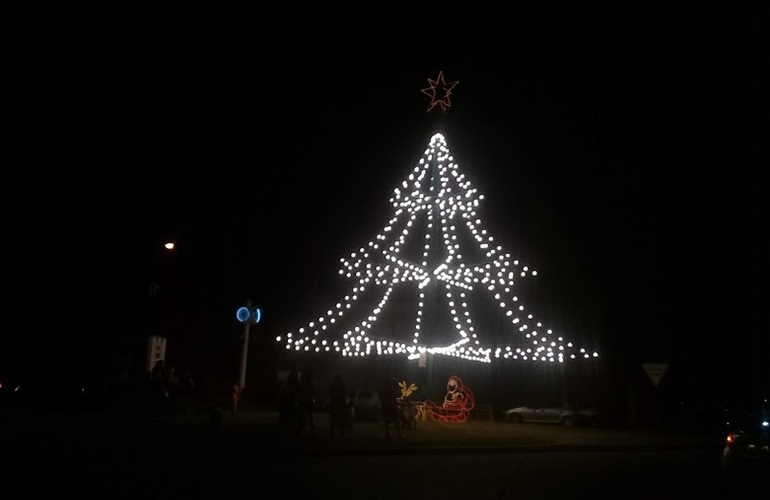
[421,70,459,113]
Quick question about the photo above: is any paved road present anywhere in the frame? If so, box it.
[3,445,734,499]
[2,410,740,499]
[241,449,729,499]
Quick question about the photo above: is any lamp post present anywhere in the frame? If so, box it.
[236,300,262,390]
[146,240,179,374]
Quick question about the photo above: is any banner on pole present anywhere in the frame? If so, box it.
[146,336,167,372]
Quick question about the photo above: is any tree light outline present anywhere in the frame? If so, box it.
[275,133,599,364]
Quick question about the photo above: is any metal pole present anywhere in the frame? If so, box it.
[239,320,250,389]
[238,299,252,389]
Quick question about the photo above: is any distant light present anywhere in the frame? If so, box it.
[164,242,176,251]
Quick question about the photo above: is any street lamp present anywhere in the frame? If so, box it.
[236,300,262,390]
[146,240,179,374]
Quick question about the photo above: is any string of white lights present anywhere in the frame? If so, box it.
[275,133,599,363]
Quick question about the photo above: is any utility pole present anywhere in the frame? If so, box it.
[236,300,262,389]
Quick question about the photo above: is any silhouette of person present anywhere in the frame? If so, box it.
[151,359,166,400]
[298,370,316,432]
[286,366,301,431]
[231,384,241,417]
[378,376,401,438]
[328,373,348,437]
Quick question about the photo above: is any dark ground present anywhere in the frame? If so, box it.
[0,403,741,499]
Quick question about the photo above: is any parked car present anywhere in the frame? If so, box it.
[347,389,382,421]
[722,404,769,482]
[503,400,599,427]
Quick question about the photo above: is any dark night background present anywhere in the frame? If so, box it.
[7,4,768,415]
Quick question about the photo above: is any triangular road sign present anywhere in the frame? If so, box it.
[642,363,669,388]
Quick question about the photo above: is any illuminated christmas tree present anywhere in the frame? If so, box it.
[275,132,600,364]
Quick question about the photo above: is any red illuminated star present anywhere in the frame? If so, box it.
[421,71,459,113]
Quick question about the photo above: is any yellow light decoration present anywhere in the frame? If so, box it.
[421,71,459,113]
[277,133,600,364]
[398,380,418,398]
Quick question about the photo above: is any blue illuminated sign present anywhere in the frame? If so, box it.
[236,306,262,324]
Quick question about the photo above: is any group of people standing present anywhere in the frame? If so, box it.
[277,367,419,439]
[279,366,318,432]
[150,359,196,401]
[327,373,350,436]
[278,368,353,436]
[330,372,409,438]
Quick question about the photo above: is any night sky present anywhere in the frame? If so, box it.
[8,4,768,403]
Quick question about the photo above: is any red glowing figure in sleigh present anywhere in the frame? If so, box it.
[423,376,475,423]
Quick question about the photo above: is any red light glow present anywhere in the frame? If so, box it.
[422,376,475,423]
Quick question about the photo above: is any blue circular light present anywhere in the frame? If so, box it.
[253,308,262,324]
[236,306,251,323]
